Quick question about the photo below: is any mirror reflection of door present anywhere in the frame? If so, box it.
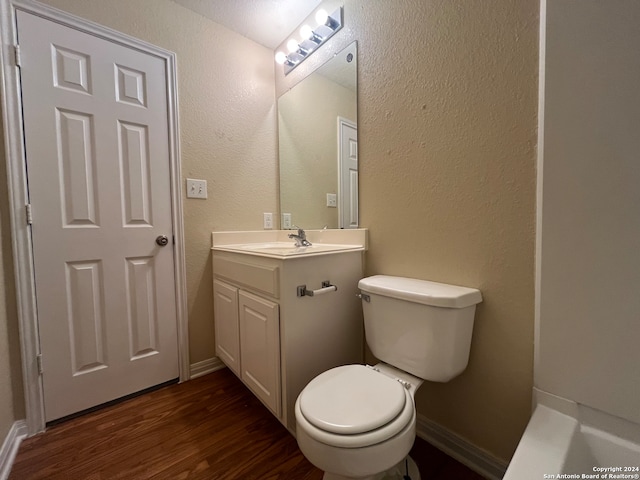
[278,42,357,229]
[338,118,358,228]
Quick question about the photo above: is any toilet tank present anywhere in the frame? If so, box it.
[358,275,482,382]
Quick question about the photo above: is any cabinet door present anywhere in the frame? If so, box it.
[213,279,240,375]
[238,290,281,416]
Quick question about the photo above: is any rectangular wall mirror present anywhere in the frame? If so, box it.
[278,41,358,229]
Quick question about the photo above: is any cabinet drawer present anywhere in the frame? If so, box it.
[213,255,279,298]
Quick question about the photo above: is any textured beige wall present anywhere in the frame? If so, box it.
[278,0,538,462]
[279,73,356,228]
[37,0,278,363]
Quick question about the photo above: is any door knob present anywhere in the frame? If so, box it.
[156,235,169,246]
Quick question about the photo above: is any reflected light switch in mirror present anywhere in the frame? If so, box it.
[186,178,207,199]
[326,193,337,208]
[283,213,292,229]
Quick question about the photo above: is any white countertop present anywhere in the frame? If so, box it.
[211,229,368,259]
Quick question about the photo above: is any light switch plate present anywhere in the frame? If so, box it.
[186,178,207,199]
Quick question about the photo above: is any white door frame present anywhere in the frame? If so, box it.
[0,0,189,435]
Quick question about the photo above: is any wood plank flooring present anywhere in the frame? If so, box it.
[9,368,486,479]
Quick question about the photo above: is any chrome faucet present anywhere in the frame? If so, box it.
[288,226,312,247]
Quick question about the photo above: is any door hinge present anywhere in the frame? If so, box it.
[25,204,33,225]
[37,354,43,375]
[14,45,21,68]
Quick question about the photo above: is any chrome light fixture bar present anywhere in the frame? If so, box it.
[275,7,343,75]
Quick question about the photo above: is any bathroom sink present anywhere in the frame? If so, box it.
[211,229,368,259]
[214,242,363,257]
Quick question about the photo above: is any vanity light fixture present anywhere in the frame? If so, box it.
[274,6,343,75]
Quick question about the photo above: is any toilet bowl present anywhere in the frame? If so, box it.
[295,364,420,480]
[295,275,483,480]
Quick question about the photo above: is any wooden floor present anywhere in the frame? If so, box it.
[10,368,485,479]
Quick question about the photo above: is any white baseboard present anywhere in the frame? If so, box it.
[0,420,27,480]
[189,357,226,379]
[416,414,507,480]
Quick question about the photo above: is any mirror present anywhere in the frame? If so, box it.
[278,42,358,229]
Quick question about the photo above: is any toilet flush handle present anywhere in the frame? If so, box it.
[356,292,370,302]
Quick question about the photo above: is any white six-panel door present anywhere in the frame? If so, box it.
[339,118,358,229]
[17,10,179,421]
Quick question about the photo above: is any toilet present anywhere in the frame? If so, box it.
[295,275,483,480]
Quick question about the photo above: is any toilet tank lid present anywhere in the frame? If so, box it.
[358,275,482,308]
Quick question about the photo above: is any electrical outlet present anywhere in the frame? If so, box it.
[263,213,273,230]
[282,213,292,229]
[326,193,337,208]
[186,178,207,199]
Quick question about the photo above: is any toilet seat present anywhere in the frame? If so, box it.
[296,365,415,448]
[300,365,407,434]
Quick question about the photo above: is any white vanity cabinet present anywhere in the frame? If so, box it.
[238,290,281,414]
[212,279,240,375]
[211,244,364,433]
[213,280,281,415]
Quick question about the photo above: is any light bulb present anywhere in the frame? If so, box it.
[300,24,313,39]
[315,9,328,26]
[286,39,299,53]
[275,51,287,65]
